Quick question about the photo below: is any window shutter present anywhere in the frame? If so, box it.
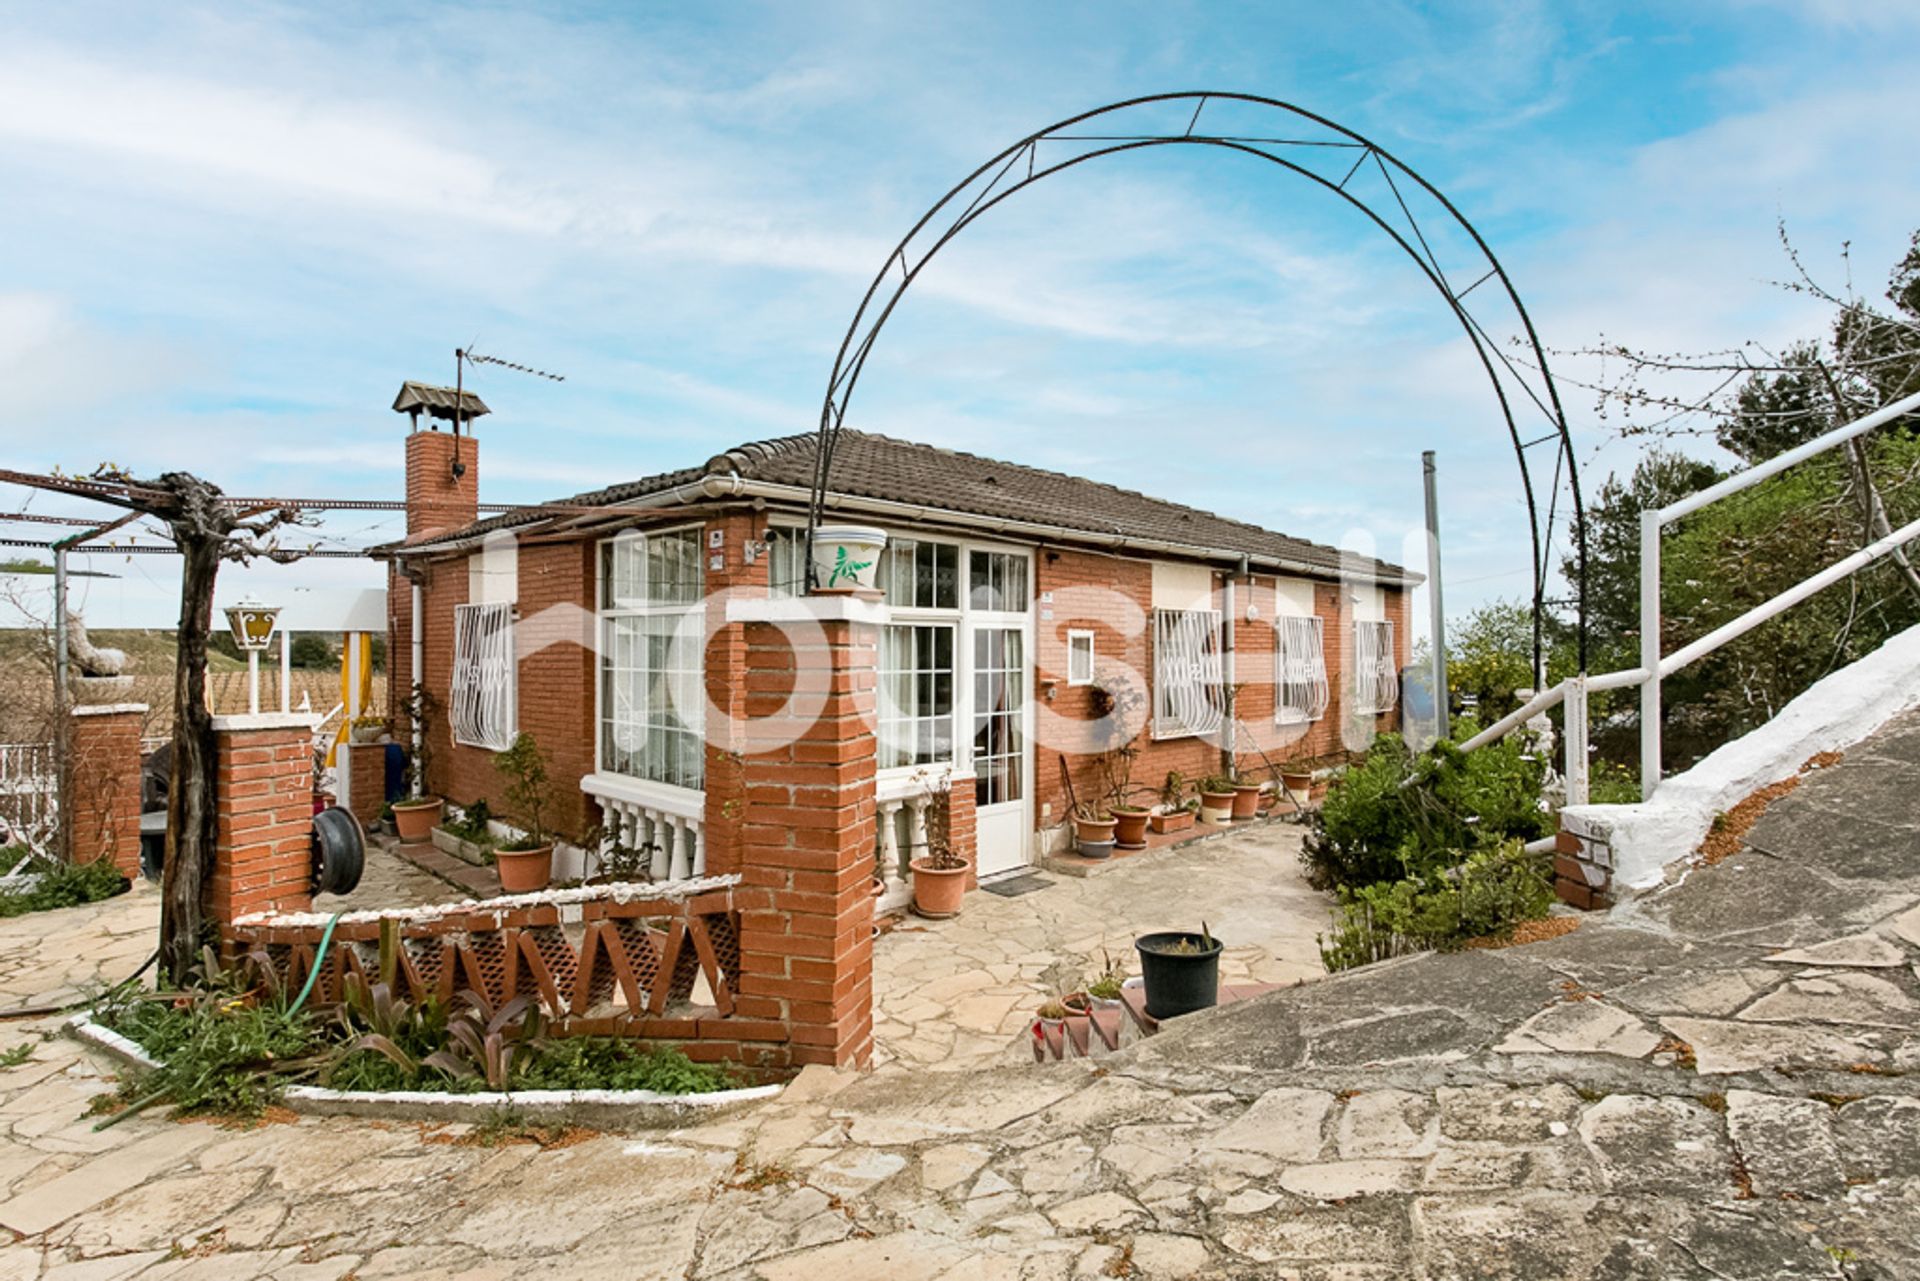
[451,602,516,750]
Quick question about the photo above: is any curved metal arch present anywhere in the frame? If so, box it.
[808,91,1586,672]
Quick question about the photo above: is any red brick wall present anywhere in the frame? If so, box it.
[342,741,386,828]
[702,512,771,877]
[1033,551,1394,840]
[206,720,314,925]
[67,705,142,877]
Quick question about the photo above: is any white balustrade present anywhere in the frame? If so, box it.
[580,774,705,882]
[875,771,945,912]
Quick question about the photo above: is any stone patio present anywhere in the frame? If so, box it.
[873,820,1331,1070]
[0,711,1914,1278]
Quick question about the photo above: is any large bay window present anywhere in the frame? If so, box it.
[1274,614,1330,724]
[1353,619,1399,715]
[1152,608,1225,739]
[599,528,705,789]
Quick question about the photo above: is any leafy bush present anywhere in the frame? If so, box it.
[1318,841,1556,973]
[515,1039,733,1094]
[441,800,495,847]
[1301,734,1551,893]
[0,855,128,918]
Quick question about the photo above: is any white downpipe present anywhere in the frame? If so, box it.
[1221,570,1236,769]
[410,579,424,800]
[1638,508,1663,800]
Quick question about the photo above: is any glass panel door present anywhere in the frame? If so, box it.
[973,627,1024,809]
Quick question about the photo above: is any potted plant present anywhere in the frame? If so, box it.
[909,783,970,917]
[391,686,442,842]
[1197,775,1236,824]
[1071,805,1117,848]
[347,715,386,745]
[809,525,888,593]
[1134,922,1224,1021]
[1088,950,1126,1011]
[1229,778,1264,821]
[1280,766,1314,808]
[493,732,557,894]
[1150,772,1198,835]
[1036,997,1068,1037]
[1110,802,1150,849]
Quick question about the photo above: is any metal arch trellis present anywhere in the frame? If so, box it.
[805,91,1588,674]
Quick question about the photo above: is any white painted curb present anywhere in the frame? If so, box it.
[66,1013,782,1128]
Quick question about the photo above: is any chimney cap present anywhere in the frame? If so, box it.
[393,381,490,424]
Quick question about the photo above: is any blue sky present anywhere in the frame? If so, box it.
[2,0,1916,629]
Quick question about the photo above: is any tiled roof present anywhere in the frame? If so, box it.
[397,429,1412,582]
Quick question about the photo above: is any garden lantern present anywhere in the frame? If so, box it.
[223,599,281,714]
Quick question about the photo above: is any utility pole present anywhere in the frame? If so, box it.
[1422,451,1450,742]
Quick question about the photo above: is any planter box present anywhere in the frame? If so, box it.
[430,826,494,868]
[1149,809,1196,835]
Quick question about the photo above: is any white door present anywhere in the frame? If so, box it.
[970,623,1031,878]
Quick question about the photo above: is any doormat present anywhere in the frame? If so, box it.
[982,874,1054,898]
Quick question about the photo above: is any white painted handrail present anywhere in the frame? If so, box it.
[1460,389,1920,805]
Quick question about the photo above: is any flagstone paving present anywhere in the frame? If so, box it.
[0,712,1914,1278]
[872,822,1331,1070]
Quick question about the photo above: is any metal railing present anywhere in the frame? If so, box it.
[1462,388,1920,804]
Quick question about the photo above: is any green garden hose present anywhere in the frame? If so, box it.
[287,911,345,1017]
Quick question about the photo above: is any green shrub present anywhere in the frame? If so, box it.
[1587,760,1641,805]
[0,855,127,918]
[1317,840,1556,973]
[1301,734,1551,892]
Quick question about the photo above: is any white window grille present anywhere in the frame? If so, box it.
[1353,619,1399,715]
[450,602,516,750]
[1274,614,1330,723]
[1066,630,1095,686]
[1152,608,1224,739]
[599,528,706,789]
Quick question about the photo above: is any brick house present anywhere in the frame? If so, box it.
[382,402,1415,910]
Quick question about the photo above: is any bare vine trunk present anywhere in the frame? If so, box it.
[161,533,221,986]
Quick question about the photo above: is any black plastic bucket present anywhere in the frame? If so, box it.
[1135,931,1224,1020]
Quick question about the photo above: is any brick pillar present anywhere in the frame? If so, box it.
[68,704,145,877]
[341,741,386,827]
[702,514,769,878]
[206,714,317,926]
[730,595,878,1069]
[948,773,978,892]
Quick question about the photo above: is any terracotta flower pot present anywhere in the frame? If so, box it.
[1149,809,1195,835]
[496,843,554,894]
[1072,815,1118,844]
[1199,790,1235,824]
[910,856,970,918]
[1111,807,1150,849]
[1230,783,1262,820]
[391,797,443,843]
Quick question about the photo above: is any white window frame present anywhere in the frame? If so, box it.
[1273,614,1329,724]
[1151,607,1224,740]
[1065,629,1095,687]
[1353,619,1399,715]
[877,621,958,771]
[450,601,517,750]
[595,526,707,791]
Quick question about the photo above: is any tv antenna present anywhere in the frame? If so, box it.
[449,345,567,479]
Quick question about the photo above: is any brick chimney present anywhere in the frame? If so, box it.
[394,381,488,541]
[405,430,479,540]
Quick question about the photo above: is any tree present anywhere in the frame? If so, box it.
[0,467,305,984]
[288,635,335,669]
[1559,227,1920,772]
[1445,600,1538,721]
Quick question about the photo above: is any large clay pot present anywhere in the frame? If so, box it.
[1072,815,1117,844]
[1111,807,1151,849]
[1199,790,1235,824]
[910,857,970,918]
[391,797,442,843]
[497,844,554,894]
[1230,784,1262,820]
